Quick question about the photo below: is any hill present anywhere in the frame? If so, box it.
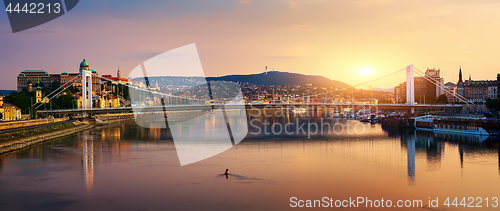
[0,90,15,95]
[206,71,351,88]
[371,87,394,93]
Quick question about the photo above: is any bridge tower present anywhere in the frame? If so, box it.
[80,59,93,109]
[81,71,93,109]
[406,64,415,105]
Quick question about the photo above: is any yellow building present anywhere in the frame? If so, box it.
[76,95,120,109]
[100,95,120,108]
[0,103,21,121]
[36,81,42,103]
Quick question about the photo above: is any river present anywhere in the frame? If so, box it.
[1,111,499,210]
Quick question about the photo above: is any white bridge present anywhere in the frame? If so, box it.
[33,64,471,118]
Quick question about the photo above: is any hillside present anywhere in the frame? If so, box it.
[206,71,351,88]
[371,87,394,93]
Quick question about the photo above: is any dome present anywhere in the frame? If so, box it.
[80,59,89,68]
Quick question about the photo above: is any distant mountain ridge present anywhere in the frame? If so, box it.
[206,71,351,88]
[371,87,394,93]
[0,90,15,95]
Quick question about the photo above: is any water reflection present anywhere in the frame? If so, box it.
[82,134,94,191]
[0,111,499,210]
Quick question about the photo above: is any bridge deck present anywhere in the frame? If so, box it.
[36,103,461,115]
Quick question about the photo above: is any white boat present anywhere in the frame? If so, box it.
[414,115,489,136]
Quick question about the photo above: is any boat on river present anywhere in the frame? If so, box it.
[413,115,499,136]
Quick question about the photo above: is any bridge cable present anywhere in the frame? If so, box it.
[413,68,473,105]
[33,73,83,109]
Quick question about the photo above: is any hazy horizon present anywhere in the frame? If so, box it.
[2,0,500,90]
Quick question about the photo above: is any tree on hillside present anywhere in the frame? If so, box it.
[51,90,76,109]
[51,81,61,92]
[4,92,31,113]
[436,94,448,104]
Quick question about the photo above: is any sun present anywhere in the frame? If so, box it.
[358,67,373,75]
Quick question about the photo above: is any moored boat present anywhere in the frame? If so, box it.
[414,115,494,136]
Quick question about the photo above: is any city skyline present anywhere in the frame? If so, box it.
[2,0,500,89]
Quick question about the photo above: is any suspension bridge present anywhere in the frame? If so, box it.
[34,64,468,118]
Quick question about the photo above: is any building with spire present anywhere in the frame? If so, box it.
[101,64,131,86]
[457,72,499,102]
[458,66,463,84]
[117,65,122,78]
[35,78,42,103]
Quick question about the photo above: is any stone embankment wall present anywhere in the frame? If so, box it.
[0,123,94,155]
[0,118,68,131]
[0,114,135,155]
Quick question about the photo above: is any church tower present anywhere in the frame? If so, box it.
[458,66,463,83]
[35,78,42,103]
[117,65,122,78]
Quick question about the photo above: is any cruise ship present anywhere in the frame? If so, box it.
[413,115,499,136]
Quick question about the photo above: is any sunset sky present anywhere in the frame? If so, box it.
[1,0,500,90]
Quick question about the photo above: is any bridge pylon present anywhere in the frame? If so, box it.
[82,70,93,110]
[406,64,415,106]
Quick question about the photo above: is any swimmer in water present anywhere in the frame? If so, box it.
[225,169,229,175]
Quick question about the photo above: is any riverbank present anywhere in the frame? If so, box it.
[0,118,69,131]
[0,121,94,155]
[0,114,135,155]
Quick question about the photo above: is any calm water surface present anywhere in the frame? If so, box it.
[1,112,500,210]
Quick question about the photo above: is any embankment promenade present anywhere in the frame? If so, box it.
[0,114,135,155]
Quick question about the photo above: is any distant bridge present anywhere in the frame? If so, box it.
[33,64,472,118]
[36,103,462,118]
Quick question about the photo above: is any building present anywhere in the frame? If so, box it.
[117,65,122,78]
[488,77,498,100]
[425,68,445,97]
[76,59,101,95]
[35,79,42,103]
[76,94,120,109]
[444,82,456,103]
[0,94,22,121]
[456,72,498,102]
[17,70,54,92]
[101,65,131,97]
[498,74,500,99]
[395,68,444,103]
[101,75,131,85]
[17,59,101,95]
[457,81,490,102]
[0,103,21,121]
[458,66,463,84]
